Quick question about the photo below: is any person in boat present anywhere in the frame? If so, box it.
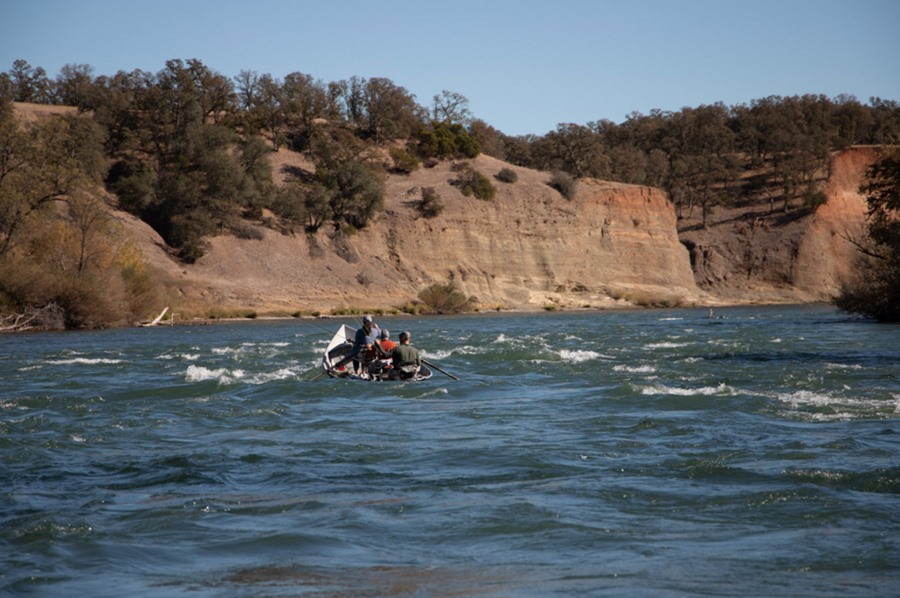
[366,329,398,379]
[375,329,397,353]
[385,331,421,380]
[334,315,380,373]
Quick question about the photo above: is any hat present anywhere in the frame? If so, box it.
[363,315,373,322]
[380,329,390,339]
[399,331,411,341]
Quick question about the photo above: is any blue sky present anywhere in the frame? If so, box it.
[2,0,898,136]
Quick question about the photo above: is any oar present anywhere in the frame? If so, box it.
[304,321,336,336]
[422,358,460,381]
[308,369,328,382]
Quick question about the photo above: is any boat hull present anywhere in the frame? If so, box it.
[321,325,432,382]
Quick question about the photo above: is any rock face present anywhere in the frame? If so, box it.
[679,147,875,304]
[793,147,874,297]
[11,102,878,316]
[116,148,878,315]
[139,154,701,313]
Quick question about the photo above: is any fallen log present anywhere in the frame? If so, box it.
[141,306,169,327]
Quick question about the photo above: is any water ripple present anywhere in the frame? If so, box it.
[1,307,898,596]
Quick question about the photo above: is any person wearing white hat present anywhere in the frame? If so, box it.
[333,315,379,374]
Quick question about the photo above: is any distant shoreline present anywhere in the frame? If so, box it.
[1,299,837,334]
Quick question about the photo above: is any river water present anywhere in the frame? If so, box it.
[2,305,899,596]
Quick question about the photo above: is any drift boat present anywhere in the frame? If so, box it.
[322,325,433,381]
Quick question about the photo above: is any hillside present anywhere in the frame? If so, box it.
[678,147,873,303]
[7,103,875,320]
[125,153,702,315]
[123,148,873,317]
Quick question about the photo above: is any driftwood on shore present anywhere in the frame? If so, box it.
[0,303,66,332]
[140,307,170,327]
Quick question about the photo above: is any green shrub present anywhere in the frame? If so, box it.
[417,283,475,314]
[419,186,444,218]
[453,167,496,200]
[400,301,424,315]
[389,146,420,174]
[416,122,480,159]
[316,160,385,229]
[803,189,827,210]
[168,211,215,263]
[549,171,578,200]
[496,168,518,183]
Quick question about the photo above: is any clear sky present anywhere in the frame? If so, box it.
[2,0,898,136]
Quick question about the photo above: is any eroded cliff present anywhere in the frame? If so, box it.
[119,147,877,316]
[679,147,874,304]
[135,154,701,314]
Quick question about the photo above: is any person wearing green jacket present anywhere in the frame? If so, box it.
[386,331,421,380]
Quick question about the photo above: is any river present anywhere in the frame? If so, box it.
[2,304,898,596]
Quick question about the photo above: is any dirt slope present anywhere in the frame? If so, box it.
[136,153,702,314]
[125,148,878,316]
[678,147,875,304]
[12,102,875,315]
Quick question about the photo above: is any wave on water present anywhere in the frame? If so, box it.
[558,349,604,364]
[247,368,299,384]
[614,364,657,373]
[426,345,484,360]
[184,365,301,385]
[773,389,900,421]
[157,352,202,361]
[492,333,531,348]
[643,341,692,350]
[47,357,123,365]
[418,387,449,398]
[424,349,454,360]
[785,466,900,494]
[640,381,733,396]
[210,342,292,359]
[185,365,246,384]
[824,362,864,371]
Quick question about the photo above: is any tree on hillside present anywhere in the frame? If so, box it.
[364,77,423,142]
[54,63,96,108]
[182,59,236,125]
[868,98,900,145]
[237,135,275,217]
[0,100,106,255]
[468,118,506,159]
[98,61,273,261]
[832,95,873,148]
[431,90,472,126]
[234,70,260,112]
[732,96,833,212]
[296,122,386,231]
[316,160,385,230]
[0,97,162,329]
[334,77,423,143]
[81,69,147,154]
[5,59,52,103]
[280,72,331,150]
[658,104,739,225]
[834,149,900,322]
[531,123,608,179]
[415,121,480,160]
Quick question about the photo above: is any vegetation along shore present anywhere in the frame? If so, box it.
[1,58,898,331]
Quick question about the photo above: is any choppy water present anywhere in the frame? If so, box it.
[2,305,899,596]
